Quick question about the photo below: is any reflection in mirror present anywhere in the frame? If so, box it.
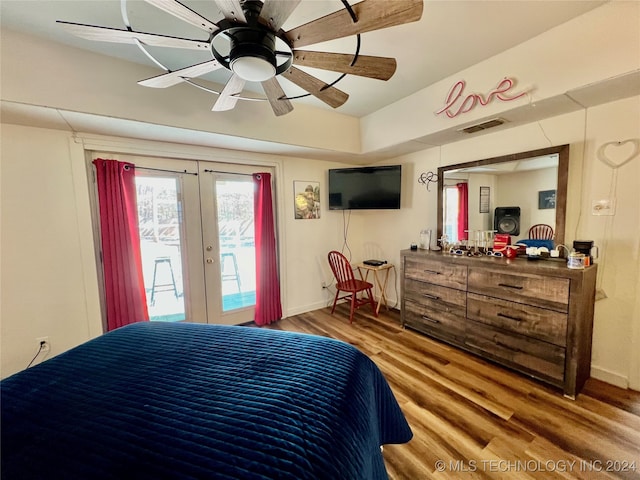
[437,145,569,249]
[444,155,558,242]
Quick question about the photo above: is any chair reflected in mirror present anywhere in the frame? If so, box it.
[327,251,377,324]
[528,224,554,240]
[520,223,555,251]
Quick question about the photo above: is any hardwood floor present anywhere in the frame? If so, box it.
[264,305,640,480]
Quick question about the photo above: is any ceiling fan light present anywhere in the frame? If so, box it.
[231,56,276,82]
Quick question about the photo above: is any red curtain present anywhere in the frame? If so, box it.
[253,173,282,326]
[93,159,149,331]
[457,182,469,241]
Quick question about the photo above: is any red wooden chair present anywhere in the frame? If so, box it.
[528,224,554,240]
[327,251,377,323]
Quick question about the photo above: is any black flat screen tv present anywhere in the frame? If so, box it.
[328,165,402,210]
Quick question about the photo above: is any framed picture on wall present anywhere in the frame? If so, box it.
[538,189,556,209]
[294,181,320,219]
[479,186,490,213]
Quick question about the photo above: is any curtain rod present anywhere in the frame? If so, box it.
[130,165,255,177]
[203,169,253,177]
[130,165,198,176]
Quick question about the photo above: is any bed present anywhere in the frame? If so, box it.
[1,321,412,479]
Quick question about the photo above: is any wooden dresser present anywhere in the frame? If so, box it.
[400,249,597,398]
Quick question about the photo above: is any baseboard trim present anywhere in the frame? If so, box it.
[285,301,330,318]
[590,365,629,389]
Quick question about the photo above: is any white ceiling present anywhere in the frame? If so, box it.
[0,0,607,118]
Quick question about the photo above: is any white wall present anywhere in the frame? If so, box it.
[581,97,640,390]
[1,126,103,377]
[467,173,497,233]
[281,157,368,315]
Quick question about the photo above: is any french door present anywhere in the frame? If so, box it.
[104,153,263,325]
[197,163,258,325]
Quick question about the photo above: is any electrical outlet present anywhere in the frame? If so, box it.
[36,337,50,353]
[592,198,616,216]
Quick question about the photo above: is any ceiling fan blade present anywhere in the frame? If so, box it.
[138,60,223,88]
[281,67,348,109]
[57,21,209,50]
[212,74,246,111]
[213,0,247,23]
[285,0,423,49]
[143,0,219,34]
[261,77,294,116]
[292,50,396,81]
[258,0,301,31]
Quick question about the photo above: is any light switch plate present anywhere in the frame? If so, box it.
[592,198,616,216]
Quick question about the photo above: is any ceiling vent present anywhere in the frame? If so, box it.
[459,118,507,134]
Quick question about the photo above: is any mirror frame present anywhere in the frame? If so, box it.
[437,144,570,247]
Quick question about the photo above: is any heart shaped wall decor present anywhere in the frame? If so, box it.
[596,139,640,169]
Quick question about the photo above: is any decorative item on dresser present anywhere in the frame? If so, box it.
[400,249,597,398]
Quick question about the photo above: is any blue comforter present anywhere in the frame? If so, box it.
[1,322,411,479]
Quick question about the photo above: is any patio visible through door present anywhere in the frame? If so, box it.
[212,178,256,312]
[132,159,258,325]
[136,176,186,322]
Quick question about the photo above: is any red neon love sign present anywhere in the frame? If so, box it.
[435,78,527,119]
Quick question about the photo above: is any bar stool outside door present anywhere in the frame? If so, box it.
[150,256,178,306]
[220,251,241,292]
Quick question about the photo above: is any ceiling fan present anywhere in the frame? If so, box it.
[57,0,423,116]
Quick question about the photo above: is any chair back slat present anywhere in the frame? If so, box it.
[328,251,355,284]
[528,224,554,240]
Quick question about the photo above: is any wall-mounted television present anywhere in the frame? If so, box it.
[328,165,402,210]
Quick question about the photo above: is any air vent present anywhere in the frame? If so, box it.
[459,118,507,134]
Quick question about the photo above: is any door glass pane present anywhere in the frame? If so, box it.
[215,179,256,311]
[136,176,186,322]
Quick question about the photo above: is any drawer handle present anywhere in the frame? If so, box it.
[497,312,522,322]
[422,293,440,300]
[421,315,440,324]
[498,283,523,290]
[424,269,442,275]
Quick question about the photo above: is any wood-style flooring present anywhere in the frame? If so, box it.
[264,304,640,480]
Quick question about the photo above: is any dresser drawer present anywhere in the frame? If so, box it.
[403,299,466,344]
[404,278,466,317]
[467,293,568,347]
[468,268,569,312]
[404,257,467,290]
[464,321,565,384]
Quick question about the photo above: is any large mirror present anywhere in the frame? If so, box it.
[437,144,569,248]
